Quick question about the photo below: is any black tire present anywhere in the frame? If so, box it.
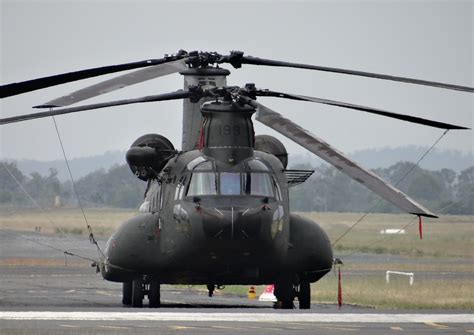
[132,278,143,308]
[149,281,161,308]
[122,281,132,306]
[298,281,311,309]
[275,280,294,309]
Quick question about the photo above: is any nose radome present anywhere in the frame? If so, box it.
[201,206,262,240]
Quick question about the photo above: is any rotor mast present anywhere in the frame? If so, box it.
[180,67,230,151]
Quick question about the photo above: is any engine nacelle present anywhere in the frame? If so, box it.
[126,134,175,181]
[254,135,288,169]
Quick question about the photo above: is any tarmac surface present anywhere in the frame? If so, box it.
[0,230,473,334]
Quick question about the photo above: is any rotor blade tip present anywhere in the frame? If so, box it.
[413,212,438,219]
[33,104,59,109]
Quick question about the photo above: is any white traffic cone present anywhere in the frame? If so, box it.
[258,284,277,302]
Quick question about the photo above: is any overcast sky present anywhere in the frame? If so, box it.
[1,0,472,162]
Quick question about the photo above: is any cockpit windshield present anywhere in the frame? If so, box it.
[246,173,274,197]
[220,172,241,195]
[187,172,217,196]
[187,172,275,197]
[185,157,276,197]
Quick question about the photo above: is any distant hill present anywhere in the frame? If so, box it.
[5,146,472,181]
[290,146,473,172]
[10,151,126,181]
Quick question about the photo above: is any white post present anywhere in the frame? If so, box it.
[386,271,414,286]
[54,195,61,208]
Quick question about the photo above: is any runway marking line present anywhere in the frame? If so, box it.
[247,325,283,331]
[212,325,252,331]
[390,326,404,331]
[169,326,197,330]
[425,321,451,329]
[0,312,473,323]
[100,325,130,330]
[95,290,115,296]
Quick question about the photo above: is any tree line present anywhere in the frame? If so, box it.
[289,162,473,215]
[0,162,143,209]
[1,161,473,215]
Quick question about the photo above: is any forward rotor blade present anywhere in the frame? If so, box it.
[239,55,474,93]
[0,90,192,125]
[250,99,437,218]
[0,55,188,98]
[36,59,188,108]
[257,90,469,130]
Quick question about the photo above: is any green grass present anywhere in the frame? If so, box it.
[299,212,474,258]
[2,209,473,309]
[0,208,134,237]
[312,273,474,310]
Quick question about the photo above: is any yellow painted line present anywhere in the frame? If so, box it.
[425,321,451,329]
[59,325,79,328]
[465,330,474,333]
[169,326,196,330]
[100,325,130,330]
[212,325,250,331]
[319,326,359,331]
[390,326,404,331]
[247,325,282,331]
[95,290,115,297]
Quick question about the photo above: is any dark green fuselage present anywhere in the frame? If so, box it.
[102,149,333,285]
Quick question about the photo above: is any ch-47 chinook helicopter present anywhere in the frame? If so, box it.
[0,50,472,309]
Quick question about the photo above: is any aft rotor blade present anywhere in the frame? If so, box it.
[257,90,469,130]
[0,56,188,98]
[0,90,193,125]
[250,99,437,218]
[239,55,474,93]
[36,59,188,108]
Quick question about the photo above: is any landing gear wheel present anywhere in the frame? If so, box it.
[122,281,132,306]
[132,278,144,308]
[298,281,311,309]
[149,281,161,308]
[275,280,294,309]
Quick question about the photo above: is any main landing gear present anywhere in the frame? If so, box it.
[274,279,311,309]
[122,277,161,308]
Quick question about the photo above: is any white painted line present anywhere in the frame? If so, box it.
[0,312,472,323]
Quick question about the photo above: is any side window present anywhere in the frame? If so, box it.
[139,201,150,213]
[150,182,162,213]
[174,184,180,201]
[175,176,187,201]
[178,183,185,200]
[273,177,283,201]
[187,173,217,196]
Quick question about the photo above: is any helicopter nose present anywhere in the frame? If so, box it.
[201,206,266,240]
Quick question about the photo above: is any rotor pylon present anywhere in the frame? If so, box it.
[180,67,230,151]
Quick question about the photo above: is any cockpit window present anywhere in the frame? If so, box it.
[186,156,206,170]
[220,173,241,195]
[245,173,275,197]
[194,161,214,171]
[187,172,217,196]
[185,156,276,197]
